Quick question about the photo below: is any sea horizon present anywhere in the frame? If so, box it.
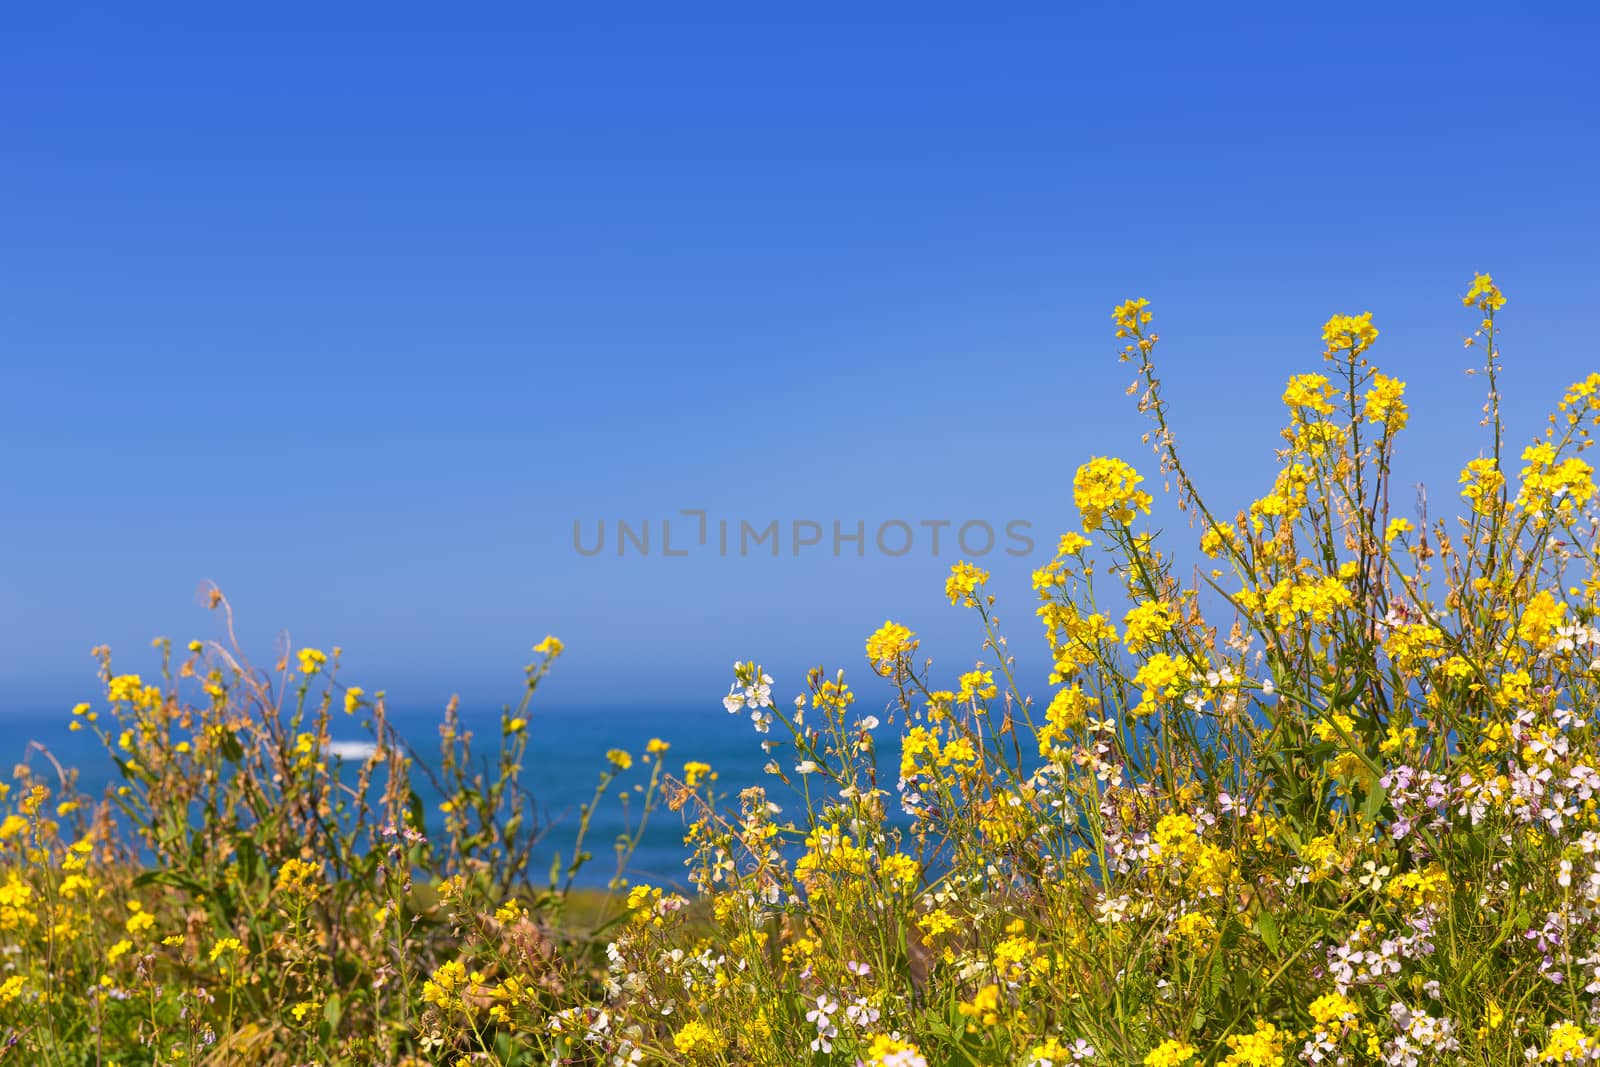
[3,700,814,890]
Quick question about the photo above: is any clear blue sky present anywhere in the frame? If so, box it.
[3,4,1599,716]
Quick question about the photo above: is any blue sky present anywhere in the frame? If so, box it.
[3,4,1599,717]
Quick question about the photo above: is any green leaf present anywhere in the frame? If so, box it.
[1256,910,1281,954]
[131,869,208,897]
[323,993,342,1031]
[1361,781,1388,826]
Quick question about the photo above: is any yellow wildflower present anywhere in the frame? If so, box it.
[1145,1039,1198,1066]
[946,561,990,607]
[865,620,918,675]
[672,1019,726,1060]
[1463,271,1506,312]
[1363,372,1408,430]
[1321,311,1378,356]
[1073,456,1153,530]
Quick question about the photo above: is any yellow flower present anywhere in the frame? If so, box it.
[1200,521,1240,558]
[626,883,664,925]
[1039,685,1095,752]
[296,648,327,675]
[1257,572,1353,627]
[107,673,148,704]
[1460,457,1505,514]
[1384,517,1413,544]
[671,1019,726,1060]
[343,686,364,714]
[1463,271,1506,312]
[1073,456,1153,530]
[957,669,998,703]
[209,937,245,963]
[1057,531,1093,555]
[1123,600,1175,654]
[275,857,323,896]
[1321,311,1379,356]
[124,906,156,936]
[876,852,919,890]
[1363,372,1408,431]
[1113,296,1152,335]
[58,873,93,899]
[0,975,26,1005]
[1145,1039,1198,1066]
[1132,652,1197,715]
[421,958,469,1011]
[1172,910,1217,949]
[533,634,564,657]
[958,983,1003,1027]
[18,786,47,817]
[683,761,713,788]
[1283,372,1340,414]
[1538,1022,1597,1063]
[862,1035,926,1067]
[1517,442,1596,519]
[606,748,633,771]
[865,620,918,675]
[945,561,990,607]
[1221,1020,1288,1065]
[646,737,670,754]
[1152,812,1200,863]
[1309,991,1359,1029]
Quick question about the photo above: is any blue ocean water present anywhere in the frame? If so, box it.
[2,703,827,891]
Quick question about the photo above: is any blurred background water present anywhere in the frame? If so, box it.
[3,701,840,891]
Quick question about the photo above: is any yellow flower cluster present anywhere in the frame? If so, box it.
[1073,456,1153,530]
[1463,271,1506,312]
[1362,371,1408,431]
[672,1019,727,1060]
[1145,1039,1198,1065]
[1517,440,1596,519]
[945,560,990,607]
[1282,372,1339,415]
[866,620,918,675]
[1321,310,1378,356]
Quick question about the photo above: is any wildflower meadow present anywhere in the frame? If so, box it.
[9,274,1600,1066]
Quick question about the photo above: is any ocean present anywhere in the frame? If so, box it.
[3,702,820,891]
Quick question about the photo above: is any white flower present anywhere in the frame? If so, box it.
[805,995,838,1053]
[743,674,774,709]
[1358,860,1390,890]
[844,996,879,1026]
